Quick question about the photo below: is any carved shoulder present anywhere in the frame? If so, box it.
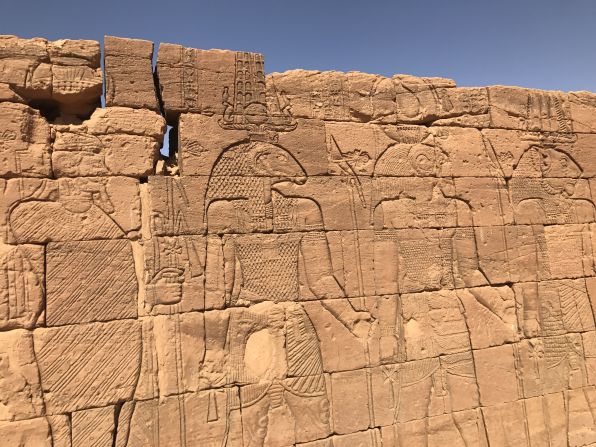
[206,200,238,233]
[573,199,596,223]
[515,199,544,225]
[454,198,473,226]
[294,197,324,230]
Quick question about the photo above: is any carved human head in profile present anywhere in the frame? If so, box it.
[206,140,307,201]
[512,145,582,199]
[374,135,448,178]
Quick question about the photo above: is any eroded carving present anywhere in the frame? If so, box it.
[4,177,141,243]
[1,33,596,446]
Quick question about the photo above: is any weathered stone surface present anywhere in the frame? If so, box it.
[2,176,141,243]
[179,115,510,179]
[178,113,247,176]
[0,102,51,178]
[52,107,165,177]
[156,43,240,122]
[487,86,572,132]
[265,70,488,127]
[116,389,243,447]
[474,344,518,406]
[82,107,165,138]
[0,329,44,421]
[483,127,596,179]
[47,415,70,447]
[266,71,596,134]
[144,175,208,236]
[135,313,204,399]
[0,417,52,446]
[267,70,404,123]
[104,36,159,110]
[569,90,596,133]
[330,369,370,434]
[2,34,596,445]
[34,320,141,413]
[0,243,44,330]
[0,35,102,118]
[141,236,205,314]
[46,239,137,325]
[71,406,115,447]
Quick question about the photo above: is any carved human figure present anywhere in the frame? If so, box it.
[9,177,124,242]
[510,144,596,390]
[0,245,43,329]
[507,142,596,444]
[372,135,503,444]
[144,236,204,311]
[204,139,370,445]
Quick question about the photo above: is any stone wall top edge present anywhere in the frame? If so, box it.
[3,33,595,97]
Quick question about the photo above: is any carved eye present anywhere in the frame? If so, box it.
[416,153,432,170]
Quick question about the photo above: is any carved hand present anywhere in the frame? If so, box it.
[523,317,541,338]
[379,335,398,363]
[148,268,184,305]
[349,311,373,338]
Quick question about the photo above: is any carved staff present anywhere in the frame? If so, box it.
[329,134,366,299]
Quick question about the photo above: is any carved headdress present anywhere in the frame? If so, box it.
[219,52,296,142]
[371,127,448,210]
[510,133,580,205]
[206,52,305,227]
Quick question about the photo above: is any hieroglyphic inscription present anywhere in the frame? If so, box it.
[2,33,596,446]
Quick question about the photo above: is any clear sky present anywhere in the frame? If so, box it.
[1,0,595,92]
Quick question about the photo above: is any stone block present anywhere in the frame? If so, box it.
[0,418,52,447]
[474,344,519,406]
[135,313,204,399]
[156,43,239,122]
[0,329,44,421]
[0,102,51,178]
[34,319,141,413]
[145,176,208,237]
[141,236,205,314]
[52,107,165,177]
[72,406,115,447]
[117,389,243,447]
[104,36,159,110]
[3,176,141,243]
[330,369,371,434]
[0,35,102,117]
[0,243,44,330]
[46,239,137,325]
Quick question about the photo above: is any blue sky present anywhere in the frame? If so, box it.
[1,0,595,92]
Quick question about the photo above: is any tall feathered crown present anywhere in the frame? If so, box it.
[219,52,296,142]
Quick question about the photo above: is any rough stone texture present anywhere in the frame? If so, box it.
[2,33,596,446]
[156,43,244,123]
[104,36,159,111]
[34,319,141,414]
[0,329,44,421]
[0,243,44,330]
[71,405,115,447]
[46,239,137,325]
[1,176,142,243]
[52,106,165,177]
[0,102,51,178]
[0,418,52,446]
[0,35,102,119]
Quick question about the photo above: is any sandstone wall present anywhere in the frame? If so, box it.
[1,33,596,446]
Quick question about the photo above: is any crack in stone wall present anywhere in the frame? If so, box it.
[2,33,596,446]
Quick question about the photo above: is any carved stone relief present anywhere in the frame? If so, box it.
[1,33,596,446]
